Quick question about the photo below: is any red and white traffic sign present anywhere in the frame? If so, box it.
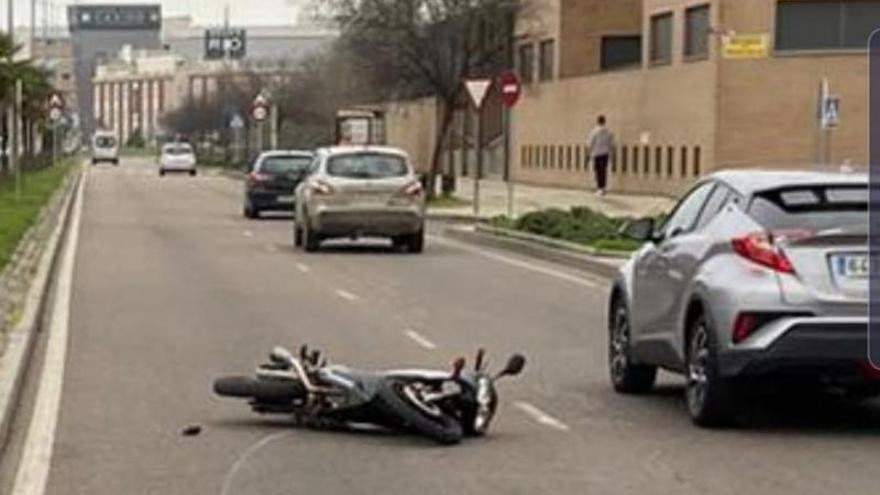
[498,70,521,108]
[251,93,270,122]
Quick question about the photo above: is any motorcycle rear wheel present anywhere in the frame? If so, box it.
[375,380,463,445]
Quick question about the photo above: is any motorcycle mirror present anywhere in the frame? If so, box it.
[299,345,309,360]
[496,354,526,379]
[451,357,466,378]
[474,348,485,371]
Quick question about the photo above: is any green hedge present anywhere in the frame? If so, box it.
[491,207,649,253]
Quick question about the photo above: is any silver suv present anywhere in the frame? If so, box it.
[294,146,426,253]
[609,169,872,426]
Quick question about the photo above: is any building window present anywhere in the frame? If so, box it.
[684,5,710,59]
[575,146,581,171]
[643,146,651,174]
[666,146,674,177]
[650,12,673,65]
[518,43,535,83]
[600,35,642,71]
[539,39,555,81]
[776,1,880,51]
[621,146,628,174]
[566,146,572,170]
[694,146,702,177]
[680,146,689,177]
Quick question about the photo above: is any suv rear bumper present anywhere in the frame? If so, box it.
[313,207,423,237]
[719,318,872,377]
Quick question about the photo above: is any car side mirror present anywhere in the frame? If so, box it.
[620,218,656,242]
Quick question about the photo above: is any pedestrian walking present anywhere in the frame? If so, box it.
[587,115,616,196]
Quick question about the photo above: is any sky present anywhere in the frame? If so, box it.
[2,0,305,29]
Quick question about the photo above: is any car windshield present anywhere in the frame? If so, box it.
[163,145,193,155]
[748,185,868,231]
[260,155,313,175]
[326,153,408,179]
[94,136,116,148]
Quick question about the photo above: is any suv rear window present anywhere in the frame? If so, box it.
[748,185,867,231]
[163,144,193,155]
[260,156,313,175]
[327,153,408,179]
[95,136,117,148]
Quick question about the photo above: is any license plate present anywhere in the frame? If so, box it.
[277,195,295,204]
[833,254,869,279]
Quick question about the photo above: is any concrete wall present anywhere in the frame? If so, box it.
[382,97,440,174]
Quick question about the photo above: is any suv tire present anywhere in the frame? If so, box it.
[608,300,657,394]
[686,312,738,427]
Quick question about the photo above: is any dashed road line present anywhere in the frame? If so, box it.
[335,289,359,302]
[296,263,310,273]
[264,244,279,253]
[243,230,254,238]
[404,330,437,350]
[514,401,571,432]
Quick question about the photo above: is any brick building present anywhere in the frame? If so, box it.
[510,0,876,195]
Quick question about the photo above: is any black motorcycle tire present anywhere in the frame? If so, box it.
[214,375,305,403]
[375,380,463,445]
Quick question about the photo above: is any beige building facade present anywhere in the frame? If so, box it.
[510,0,874,195]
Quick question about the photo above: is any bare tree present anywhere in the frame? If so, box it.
[321,0,522,197]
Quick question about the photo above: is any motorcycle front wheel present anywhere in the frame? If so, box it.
[214,375,305,403]
[375,379,463,445]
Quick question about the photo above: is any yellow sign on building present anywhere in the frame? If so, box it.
[722,34,770,59]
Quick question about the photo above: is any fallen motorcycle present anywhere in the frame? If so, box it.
[213,345,526,445]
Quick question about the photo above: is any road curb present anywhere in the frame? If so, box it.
[426,212,489,223]
[442,225,624,280]
[0,167,82,451]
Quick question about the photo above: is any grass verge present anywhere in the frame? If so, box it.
[490,207,664,253]
[0,160,75,271]
[428,194,471,208]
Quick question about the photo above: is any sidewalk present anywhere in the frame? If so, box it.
[430,177,676,219]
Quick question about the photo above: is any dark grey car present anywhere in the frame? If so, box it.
[609,169,873,426]
[244,150,315,219]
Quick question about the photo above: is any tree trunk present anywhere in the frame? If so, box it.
[427,98,456,200]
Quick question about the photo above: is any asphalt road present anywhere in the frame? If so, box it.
[3,156,880,495]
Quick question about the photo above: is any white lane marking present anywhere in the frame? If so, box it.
[243,230,254,238]
[296,263,310,273]
[514,401,571,432]
[220,432,292,495]
[264,244,279,253]
[430,235,603,289]
[404,330,437,350]
[12,173,86,495]
[335,289,359,302]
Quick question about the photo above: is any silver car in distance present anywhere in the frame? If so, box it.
[609,169,873,426]
[294,146,426,253]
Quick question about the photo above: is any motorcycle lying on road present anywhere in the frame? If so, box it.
[213,345,526,445]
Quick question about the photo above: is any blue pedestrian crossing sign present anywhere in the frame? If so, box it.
[821,96,840,130]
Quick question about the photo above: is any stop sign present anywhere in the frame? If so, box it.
[498,70,521,108]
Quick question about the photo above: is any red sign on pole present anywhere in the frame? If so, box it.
[498,70,521,108]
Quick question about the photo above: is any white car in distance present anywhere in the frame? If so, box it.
[159,143,197,177]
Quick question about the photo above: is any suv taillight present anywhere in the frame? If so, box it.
[731,232,795,274]
[399,180,423,198]
[309,180,335,196]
